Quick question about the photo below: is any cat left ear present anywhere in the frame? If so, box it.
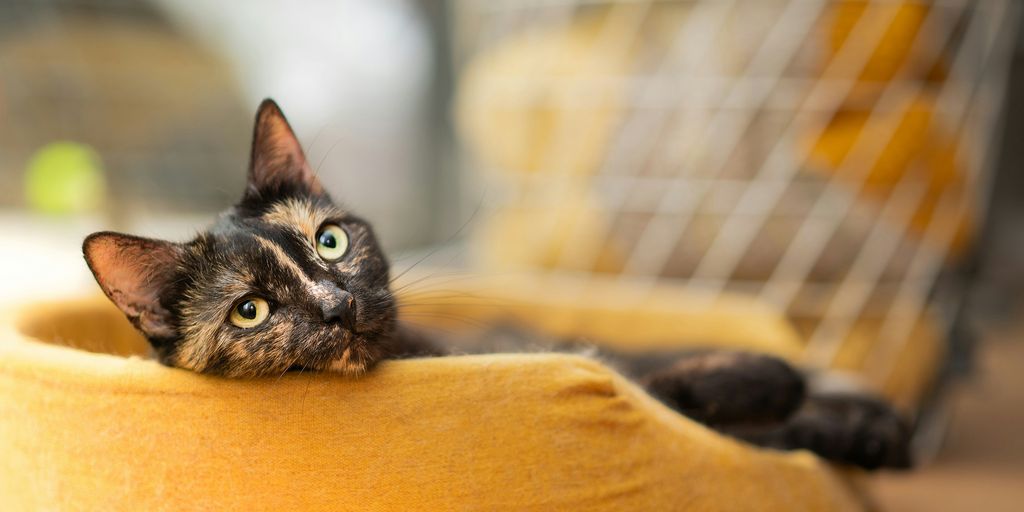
[83,232,183,340]
[245,98,325,199]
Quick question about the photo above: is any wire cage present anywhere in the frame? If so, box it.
[451,0,1020,411]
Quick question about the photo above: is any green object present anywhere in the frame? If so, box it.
[24,141,107,215]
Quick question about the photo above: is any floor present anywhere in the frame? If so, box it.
[873,31,1024,507]
[871,321,1024,511]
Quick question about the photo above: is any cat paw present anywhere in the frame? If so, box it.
[780,393,914,470]
[642,351,806,426]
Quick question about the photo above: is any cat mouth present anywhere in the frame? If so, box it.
[326,346,372,376]
[296,317,390,376]
[285,344,369,377]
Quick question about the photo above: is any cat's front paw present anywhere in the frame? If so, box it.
[641,351,807,427]
[781,393,914,470]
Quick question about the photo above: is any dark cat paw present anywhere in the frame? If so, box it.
[641,351,806,427]
[736,393,914,470]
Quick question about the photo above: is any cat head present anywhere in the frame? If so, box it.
[83,99,397,377]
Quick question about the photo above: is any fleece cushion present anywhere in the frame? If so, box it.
[0,295,870,511]
[396,272,942,410]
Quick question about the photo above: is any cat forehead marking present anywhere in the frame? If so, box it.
[252,235,318,290]
[261,197,344,241]
[252,234,342,305]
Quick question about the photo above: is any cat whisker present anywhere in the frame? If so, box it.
[398,312,493,331]
[389,267,525,296]
[312,136,348,178]
[275,350,305,383]
[396,291,510,302]
[304,123,331,166]
[299,364,314,413]
[398,302,511,312]
[389,272,488,296]
[387,196,485,286]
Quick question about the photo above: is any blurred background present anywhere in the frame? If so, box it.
[0,1,1021,509]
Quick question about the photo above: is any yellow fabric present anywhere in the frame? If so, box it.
[805,94,974,256]
[823,1,946,102]
[456,6,634,178]
[399,272,943,409]
[399,272,806,359]
[474,194,626,275]
[0,296,867,511]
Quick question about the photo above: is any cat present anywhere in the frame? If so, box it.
[83,99,912,470]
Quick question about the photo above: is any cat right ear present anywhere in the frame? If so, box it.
[83,232,182,340]
[245,98,325,200]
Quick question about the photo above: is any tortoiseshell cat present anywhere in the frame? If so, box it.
[83,100,912,470]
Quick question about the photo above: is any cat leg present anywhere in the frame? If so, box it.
[724,393,914,470]
[639,351,807,427]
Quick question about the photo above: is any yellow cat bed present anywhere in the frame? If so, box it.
[0,292,874,511]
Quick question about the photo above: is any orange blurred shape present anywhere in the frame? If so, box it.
[806,95,974,257]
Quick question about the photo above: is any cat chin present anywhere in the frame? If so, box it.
[326,346,373,377]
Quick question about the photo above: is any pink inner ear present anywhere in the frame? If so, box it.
[84,233,180,339]
[249,100,324,195]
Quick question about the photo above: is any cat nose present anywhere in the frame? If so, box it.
[321,289,357,330]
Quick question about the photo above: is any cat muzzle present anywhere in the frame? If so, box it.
[321,289,358,331]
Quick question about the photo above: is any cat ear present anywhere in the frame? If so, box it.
[83,232,182,340]
[245,99,325,199]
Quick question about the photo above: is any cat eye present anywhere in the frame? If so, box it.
[315,224,349,261]
[229,297,270,328]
